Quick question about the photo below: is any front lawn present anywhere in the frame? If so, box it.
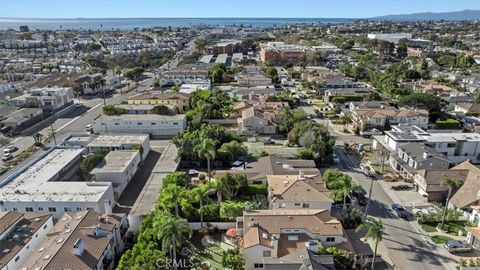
[420,223,437,233]
[431,235,454,244]
[190,232,236,270]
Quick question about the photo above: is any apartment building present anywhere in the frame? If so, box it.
[87,134,151,160]
[0,212,53,270]
[159,65,210,86]
[259,42,311,65]
[127,91,190,113]
[20,210,128,270]
[91,150,141,199]
[25,87,74,112]
[1,108,42,129]
[0,149,115,220]
[92,114,187,138]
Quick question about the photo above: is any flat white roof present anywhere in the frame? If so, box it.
[97,114,186,121]
[424,133,480,143]
[91,150,138,174]
[0,149,112,203]
[88,135,149,148]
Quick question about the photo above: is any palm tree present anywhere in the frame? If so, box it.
[192,184,215,231]
[330,175,353,210]
[154,213,192,270]
[161,184,183,216]
[356,217,384,270]
[440,177,464,228]
[194,138,217,180]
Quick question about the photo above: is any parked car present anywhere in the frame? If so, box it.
[264,139,275,145]
[357,193,368,206]
[444,240,473,253]
[86,124,93,132]
[391,203,408,218]
[75,102,83,108]
[0,126,12,134]
[2,153,13,162]
[332,153,340,163]
[3,145,18,154]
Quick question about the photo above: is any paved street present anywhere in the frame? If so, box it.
[335,147,457,270]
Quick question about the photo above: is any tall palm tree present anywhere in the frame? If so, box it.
[330,176,353,210]
[154,213,192,270]
[194,138,217,180]
[192,184,215,231]
[161,184,183,216]
[356,217,384,270]
[441,177,464,228]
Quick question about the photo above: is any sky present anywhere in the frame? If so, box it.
[1,0,479,18]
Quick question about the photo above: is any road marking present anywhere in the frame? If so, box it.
[87,102,103,113]
[55,116,82,133]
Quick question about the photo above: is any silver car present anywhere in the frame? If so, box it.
[444,240,473,253]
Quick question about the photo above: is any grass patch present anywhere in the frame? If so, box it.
[431,235,454,244]
[420,223,437,233]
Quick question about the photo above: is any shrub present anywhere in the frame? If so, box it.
[239,184,268,196]
[220,201,245,221]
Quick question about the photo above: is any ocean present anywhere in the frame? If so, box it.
[0,17,354,30]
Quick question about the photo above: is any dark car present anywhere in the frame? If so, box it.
[0,126,12,134]
[444,240,473,253]
[392,203,408,218]
[357,193,368,206]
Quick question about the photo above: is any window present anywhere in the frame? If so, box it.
[173,122,178,125]
[294,203,301,206]
[326,237,335,242]
[48,207,56,212]
[302,203,310,208]
[76,207,82,211]
[114,123,119,126]
[86,207,93,210]
[151,122,156,125]
[64,207,72,212]
[13,208,18,211]
[137,122,143,125]
[15,256,19,262]
[263,251,271,257]
[447,143,456,148]
[38,207,44,211]
[254,263,264,269]
[287,235,299,241]
[25,207,34,212]
[279,203,286,209]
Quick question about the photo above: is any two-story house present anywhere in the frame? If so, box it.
[389,142,449,180]
[267,172,333,211]
[237,209,351,270]
[238,107,277,135]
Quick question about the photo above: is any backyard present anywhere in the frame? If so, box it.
[189,232,236,270]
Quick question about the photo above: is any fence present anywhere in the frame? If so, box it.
[188,222,236,231]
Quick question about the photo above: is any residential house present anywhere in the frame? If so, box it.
[20,210,128,270]
[414,169,469,202]
[267,173,333,211]
[0,212,53,270]
[348,101,392,111]
[351,108,429,131]
[454,102,480,114]
[26,87,74,112]
[238,107,277,135]
[237,209,351,270]
[228,87,278,100]
[214,156,320,185]
[236,75,272,87]
[127,92,190,113]
[72,73,104,95]
[449,161,480,219]
[389,143,449,180]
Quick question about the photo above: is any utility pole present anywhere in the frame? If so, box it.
[50,124,57,145]
[364,176,374,218]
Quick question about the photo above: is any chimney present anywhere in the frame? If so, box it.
[298,170,305,179]
[73,238,84,256]
[272,234,279,258]
[249,91,254,100]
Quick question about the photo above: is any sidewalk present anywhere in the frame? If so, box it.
[377,179,431,208]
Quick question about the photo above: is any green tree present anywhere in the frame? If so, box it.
[356,218,384,270]
[194,138,218,180]
[192,183,215,230]
[220,201,245,221]
[440,177,464,228]
[79,151,108,177]
[397,39,408,59]
[154,213,192,270]
[219,140,248,164]
[163,171,187,186]
[278,107,308,134]
[266,67,278,77]
[152,105,172,115]
[159,184,183,216]
[398,92,444,114]
[318,246,354,270]
[217,173,247,200]
[222,248,244,270]
[103,105,128,115]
